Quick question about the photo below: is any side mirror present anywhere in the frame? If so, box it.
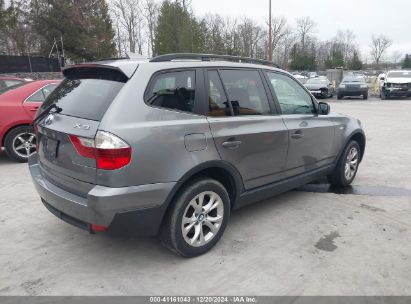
[318,102,330,115]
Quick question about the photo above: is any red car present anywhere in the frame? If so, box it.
[0,76,27,89]
[0,80,60,162]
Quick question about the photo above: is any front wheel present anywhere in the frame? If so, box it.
[328,141,361,187]
[160,179,230,257]
[337,94,343,100]
[4,126,36,162]
[363,93,368,100]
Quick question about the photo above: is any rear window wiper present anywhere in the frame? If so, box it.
[32,104,63,126]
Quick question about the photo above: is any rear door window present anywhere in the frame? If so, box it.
[146,70,196,113]
[219,69,271,116]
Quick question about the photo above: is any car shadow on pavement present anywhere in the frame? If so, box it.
[57,191,299,264]
[0,151,14,164]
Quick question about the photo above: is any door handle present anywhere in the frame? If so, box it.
[222,140,242,149]
[291,130,303,139]
[29,107,39,112]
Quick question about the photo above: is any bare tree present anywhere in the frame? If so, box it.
[144,0,158,57]
[272,28,296,68]
[237,17,264,58]
[370,34,392,65]
[111,0,145,54]
[335,29,356,65]
[268,17,288,54]
[391,50,403,65]
[295,16,316,48]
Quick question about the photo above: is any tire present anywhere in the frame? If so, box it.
[363,93,368,100]
[337,94,343,100]
[160,178,230,257]
[321,89,329,99]
[380,91,387,100]
[327,141,361,187]
[4,126,36,162]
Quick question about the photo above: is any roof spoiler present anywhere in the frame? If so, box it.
[63,61,139,79]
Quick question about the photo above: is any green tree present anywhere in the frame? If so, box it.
[154,0,204,55]
[325,47,344,69]
[403,54,411,69]
[289,43,316,71]
[349,50,363,70]
[32,0,115,61]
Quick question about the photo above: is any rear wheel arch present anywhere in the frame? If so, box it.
[159,161,244,227]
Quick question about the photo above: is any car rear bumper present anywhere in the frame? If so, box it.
[337,89,368,96]
[29,154,176,236]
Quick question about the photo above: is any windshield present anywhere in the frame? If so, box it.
[0,82,28,95]
[387,71,411,78]
[306,78,327,84]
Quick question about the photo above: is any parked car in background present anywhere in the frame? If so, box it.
[29,54,366,257]
[304,77,334,98]
[337,75,369,100]
[293,74,309,84]
[0,80,60,162]
[0,76,27,90]
[380,70,411,100]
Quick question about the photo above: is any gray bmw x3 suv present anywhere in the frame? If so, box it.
[29,53,365,257]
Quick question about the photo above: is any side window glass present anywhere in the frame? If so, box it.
[146,71,196,113]
[27,89,45,102]
[266,72,314,115]
[42,84,57,99]
[207,70,231,117]
[219,69,271,116]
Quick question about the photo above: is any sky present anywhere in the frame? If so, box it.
[191,0,411,61]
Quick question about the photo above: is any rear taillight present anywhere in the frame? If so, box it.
[69,131,131,170]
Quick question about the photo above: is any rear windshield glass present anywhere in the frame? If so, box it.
[306,78,327,84]
[342,76,365,83]
[40,78,124,121]
[0,82,28,95]
[388,71,411,78]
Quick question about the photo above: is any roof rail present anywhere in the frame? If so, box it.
[149,53,281,69]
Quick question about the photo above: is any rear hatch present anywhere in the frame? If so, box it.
[36,64,135,197]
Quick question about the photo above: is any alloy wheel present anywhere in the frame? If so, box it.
[181,191,224,247]
[344,147,359,181]
[12,132,36,159]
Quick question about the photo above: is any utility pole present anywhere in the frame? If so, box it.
[268,0,272,61]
